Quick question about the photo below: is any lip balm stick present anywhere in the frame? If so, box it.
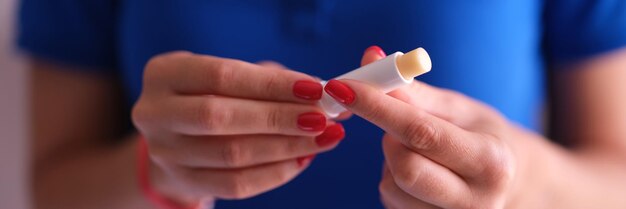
[319,47,432,118]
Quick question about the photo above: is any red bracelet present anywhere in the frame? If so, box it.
[137,136,201,209]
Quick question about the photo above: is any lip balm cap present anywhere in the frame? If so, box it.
[396,47,432,80]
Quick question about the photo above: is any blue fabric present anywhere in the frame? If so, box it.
[18,0,118,70]
[17,0,626,208]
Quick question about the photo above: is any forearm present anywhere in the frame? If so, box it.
[534,48,626,208]
[510,128,626,208]
[33,135,152,209]
[550,149,626,208]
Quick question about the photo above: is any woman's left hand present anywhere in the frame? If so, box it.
[323,47,529,208]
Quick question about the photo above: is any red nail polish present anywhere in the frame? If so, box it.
[324,80,356,105]
[315,123,346,147]
[293,80,323,100]
[297,112,327,132]
[297,154,316,167]
[366,45,386,57]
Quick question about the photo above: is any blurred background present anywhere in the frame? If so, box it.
[0,0,30,208]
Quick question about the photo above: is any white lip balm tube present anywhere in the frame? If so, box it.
[319,47,432,118]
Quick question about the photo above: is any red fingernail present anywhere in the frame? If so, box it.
[297,154,316,167]
[293,80,323,100]
[315,123,345,147]
[366,45,386,57]
[324,80,355,105]
[297,112,327,132]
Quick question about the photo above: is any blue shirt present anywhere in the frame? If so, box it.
[18,0,626,208]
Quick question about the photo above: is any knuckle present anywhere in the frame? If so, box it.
[480,141,514,188]
[207,60,236,91]
[146,141,176,166]
[143,51,193,90]
[377,182,388,195]
[392,167,421,190]
[402,117,440,150]
[196,98,229,134]
[363,101,387,120]
[264,106,282,131]
[260,72,281,98]
[272,168,291,185]
[392,162,449,200]
[220,140,247,168]
[175,169,211,197]
[221,171,253,199]
[144,53,168,71]
[378,185,391,205]
[143,57,165,83]
[131,102,160,132]
[213,60,237,79]
[441,88,466,100]
[439,89,459,103]
[145,51,190,74]
[440,89,473,107]
[378,177,394,195]
[440,91,467,121]
[131,103,148,129]
[284,136,305,155]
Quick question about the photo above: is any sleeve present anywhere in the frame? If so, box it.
[544,0,626,64]
[17,0,118,71]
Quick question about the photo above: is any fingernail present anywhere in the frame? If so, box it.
[315,123,346,147]
[366,45,386,57]
[324,80,355,105]
[297,154,316,167]
[293,80,323,100]
[297,112,327,132]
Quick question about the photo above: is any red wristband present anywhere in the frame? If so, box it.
[137,135,200,209]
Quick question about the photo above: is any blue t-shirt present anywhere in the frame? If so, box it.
[18,0,626,208]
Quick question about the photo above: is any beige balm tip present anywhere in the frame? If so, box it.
[396,47,432,80]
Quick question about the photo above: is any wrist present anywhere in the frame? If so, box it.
[505,128,561,209]
[148,156,199,206]
[137,135,205,209]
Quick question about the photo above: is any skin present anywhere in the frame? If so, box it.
[133,51,343,202]
[334,47,626,208]
[30,46,626,208]
[31,52,342,209]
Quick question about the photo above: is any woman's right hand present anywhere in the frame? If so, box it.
[132,51,345,201]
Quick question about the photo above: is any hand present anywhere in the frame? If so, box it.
[324,47,523,208]
[132,51,345,201]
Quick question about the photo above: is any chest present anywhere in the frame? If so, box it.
[117,0,545,128]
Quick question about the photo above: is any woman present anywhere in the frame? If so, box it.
[19,0,626,208]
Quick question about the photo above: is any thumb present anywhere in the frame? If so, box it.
[361,45,386,66]
[389,82,504,132]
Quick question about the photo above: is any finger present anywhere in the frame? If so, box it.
[361,45,386,66]
[343,45,382,124]
[325,46,383,122]
[149,51,322,103]
[388,81,504,132]
[380,166,441,209]
[333,111,353,121]
[162,95,327,136]
[383,135,470,209]
[256,60,288,69]
[324,79,487,176]
[176,157,313,199]
[360,45,502,132]
[151,124,345,168]
[257,61,323,83]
